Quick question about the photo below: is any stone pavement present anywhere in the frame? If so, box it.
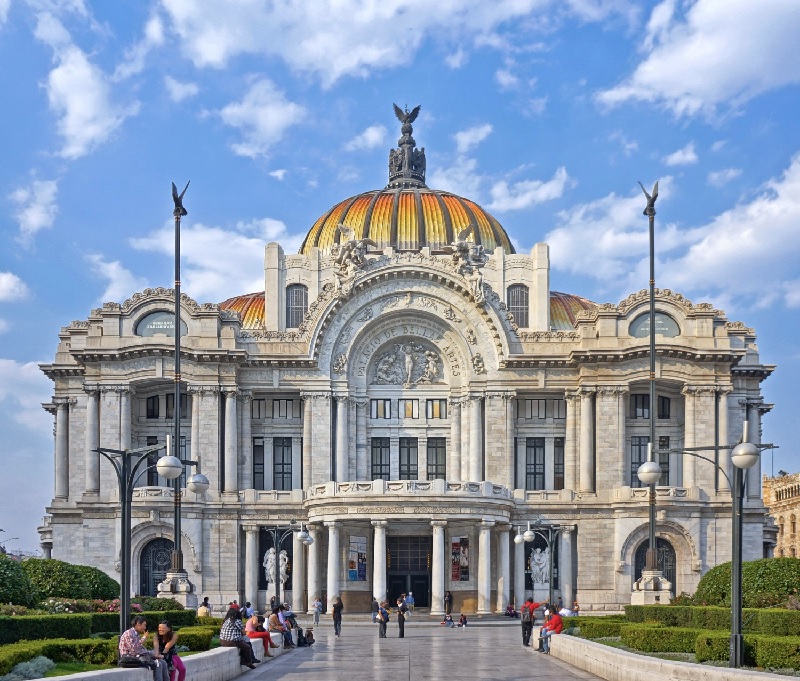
[244,619,603,681]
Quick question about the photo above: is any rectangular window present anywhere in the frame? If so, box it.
[552,399,566,420]
[251,399,267,420]
[521,399,547,419]
[554,437,565,490]
[631,436,650,487]
[425,399,447,419]
[273,437,292,491]
[399,437,418,480]
[658,396,671,419]
[399,399,419,419]
[370,399,391,419]
[165,393,188,420]
[427,437,446,480]
[630,394,650,419]
[146,396,159,419]
[525,437,545,491]
[272,399,294,419]
[371,437,390,481]
[657,435,670,486]
[145,436,160,485]
[253,437,265,490]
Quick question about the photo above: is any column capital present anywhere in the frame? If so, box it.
[324,520,339,529]
[53,396,76,408]
[430,520,448,528]
[371,520,388,528]
[565,389,580,401]
[716,385,733,396]
[238,390,253,403]
[83,385,101,396]
[578,386,596,397]
[596,385,628,396]
[495,522,513,532]
[480,520,496,529]
[448,396,464,407]
[334,394,350,404]
[301,391,331,402]
[242,524,260,533]
[222,386,239,398]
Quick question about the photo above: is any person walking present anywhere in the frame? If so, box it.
[520,597,539,647]
[444,591,453,615]
[396,597,409,638]
[332,596,344,637]
[377,601,389,638]
[406,591,415,613]
[371,597,380,623]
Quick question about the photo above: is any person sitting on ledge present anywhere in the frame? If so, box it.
[220,607,260,668]
[538,610,563,654]
[505,603,518,618]
[118,615,169,681]
[441,613,455,627]
[457,613,468,627]
[245,613,276,657]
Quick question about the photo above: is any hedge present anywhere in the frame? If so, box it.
[755,635,800,669]
[174,626,217,651]
[21,560,93,600]
[693,558,800,608]
[620,623,703,653]
[195,616,224,628]
[0,639,116,675]
[625,605,800,637]
[576,618,625,639]
[0,555,36,608]
[695,630,758,666]
[0,610,195,645]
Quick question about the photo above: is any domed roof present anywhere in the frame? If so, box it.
[299,104,514,256]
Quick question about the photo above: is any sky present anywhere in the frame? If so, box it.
[0,0,799,554]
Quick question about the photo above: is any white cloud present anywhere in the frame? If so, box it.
[85,254,148,303]
[427,156,483,200]
[113,12,165,80]
[597,0,800,117]
[218,79,306,158]
[0,273,30,302]
[663,142,697,166]
[454,124,493,155]
[711,140,727,152]
[495,68,519,90]
[445,48,467,69]
[0,359,54,432]
[524,97,548,116]
[269,169,287,181]
[164,75,199,102]
[0,319,8,334]
[34,12,139,159]
[785,280,800,308]
[488,167,571,211]
[609,130,638,156]
[344,124,387,152]
[0,0,9,26]
[10,179,59,245]
[130,219,307,300]
[707,168,742,188]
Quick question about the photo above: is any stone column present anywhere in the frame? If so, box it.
[291,437,302,490]
[564,391,579,491]
[747,402,762,500]
[306,525,320,614]
[302,395,312,489]
[448,398,462,481]
[617,387,628,487]
[54,398,70,499]
[335,395,349,482]
[717,388,731,493]
[189,387,201,467]
[431,520,446,616]
[326,521,340,602]
[579,388,595,493]
[292,531,307,612]
[240,392,253,490]
[682,386,696,488]
[372,520,387,602]
[355,398,368,481]
[119,389,132,450]
[560,526,574,606]
[469,396,483,481]
[496,524,510,613]
[505,394,516,489]
[84,388,100,495]
[244,525,259,609]
[223,388,239,493]
[514,531,525,607]
[477,521,494,614]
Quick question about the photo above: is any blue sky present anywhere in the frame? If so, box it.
[1,0,798,553]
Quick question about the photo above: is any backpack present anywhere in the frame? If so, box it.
[521,606,531,623]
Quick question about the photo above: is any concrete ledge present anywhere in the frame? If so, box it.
[548,634,788,681]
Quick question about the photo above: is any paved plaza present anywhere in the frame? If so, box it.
[245,620,602,681]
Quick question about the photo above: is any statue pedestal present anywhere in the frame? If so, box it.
[631,570,673,605]
[533,584,550,604]
[157,571,198,609]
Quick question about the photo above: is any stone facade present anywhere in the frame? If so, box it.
[763,473,800,558]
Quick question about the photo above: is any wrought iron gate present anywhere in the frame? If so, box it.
[634,538,676,589]
[139,538,173,596]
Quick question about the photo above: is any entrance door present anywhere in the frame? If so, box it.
[139,538,173,596]
[387,536,431,608]
[634,538,676,590]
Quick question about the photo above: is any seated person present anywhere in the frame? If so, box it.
[505,603,518,618]
[269,607,294,648]
[539,610,563,654]
[305,628,315,645]
[244,613,275,657]
[118,615,169,681]
[442,613,455,627]
[457,613,468,627]
[220,608,260,669]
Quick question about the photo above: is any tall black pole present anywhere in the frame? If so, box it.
[730,463,744,667]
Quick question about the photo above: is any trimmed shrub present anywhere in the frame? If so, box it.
[21,559,91,600]
[624,605,693,627]
[195,616,224,628]
[74,566,119,600]
[174,626,216,651]
[694,558,800,608]
[0,614,92,646]
[135,597,184,612]
[687,605,731,631]
[756,635,800,669]
[695,630,758,666]
[140,610,196,631]
[0,639,116,675]
[620,623,701,653]
[578,618,624,639]
[756,609,800,637]
[90,612,122,634]
[0,556,36,608]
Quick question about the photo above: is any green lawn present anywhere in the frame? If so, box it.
[45,662,115,677]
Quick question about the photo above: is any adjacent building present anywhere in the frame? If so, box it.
[39,108,775,613]
[764,473,800,558]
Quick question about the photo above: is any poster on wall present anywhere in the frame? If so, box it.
[451,537,469,581]
[348,535,367,581]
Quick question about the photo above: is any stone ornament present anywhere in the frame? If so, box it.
[332,353,348,375]
[472,353,485,374]
[372,341,443,386]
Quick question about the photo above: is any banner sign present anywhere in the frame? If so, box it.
[348,535,367,581]
[451,536,469,581]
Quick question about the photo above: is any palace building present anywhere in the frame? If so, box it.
[39,107,775,614]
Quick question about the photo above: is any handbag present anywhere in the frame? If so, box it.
[119,654,157,670]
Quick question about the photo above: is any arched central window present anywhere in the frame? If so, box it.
[286,284,308,328]
[507,284,529,328]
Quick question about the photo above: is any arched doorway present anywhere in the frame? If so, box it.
[139,538,173,596]
[634,538,676,590]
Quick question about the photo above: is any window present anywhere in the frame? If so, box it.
[144,436,185,486]
[427,438,446,480]
[399,438,418,480]
[165,393,187,419]
[272,399,295,419]
[507,284,529,328]
[371,438,390,480]
[792,516,797,535]
[145,436,160,485]
[253,437,265,490]
[552,399,566,419]
[371,399,391,419]
[521,399,547,419]
[273,437,292,491]
[251,399,267,419]
[146,396,159,419]
[630,436,650,487]
[793,548,797,558]
[657,436,670,486]
[285,284,308,328]
[554,437,565,490]
[630,394,650,419]
[525,437,545,491]
[426,399,447,419]
[658,396,671,419]
[399,399,419,419]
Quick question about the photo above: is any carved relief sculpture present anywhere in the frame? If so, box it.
[372,342,443,386]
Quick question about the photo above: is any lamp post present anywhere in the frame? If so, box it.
[513,522,561,607]
[645,421,774,667]
[264,521,314,610]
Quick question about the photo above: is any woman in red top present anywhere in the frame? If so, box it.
[244,613,276,657]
